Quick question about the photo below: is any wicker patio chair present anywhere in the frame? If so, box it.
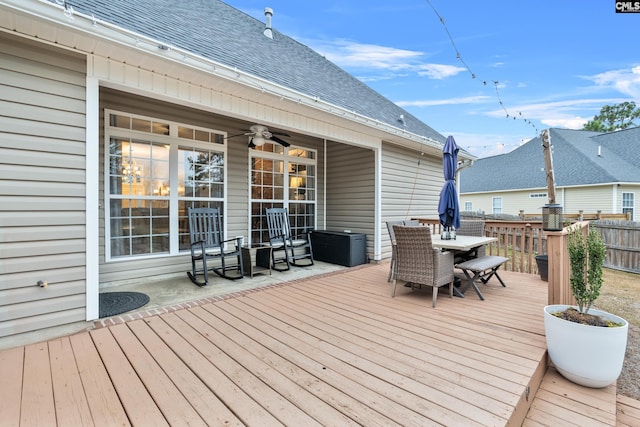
[391,225,454,307]
[455,219,486,263]
[386,219,422,282]
[385,220,404,282]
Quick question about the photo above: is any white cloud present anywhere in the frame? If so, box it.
[416,63,466,79]
[485,98,630,130]
[397,95,491,107]
[541,117,590,129]
[310,39,465,79]
[587,66,640,99]
[324,41,422,70]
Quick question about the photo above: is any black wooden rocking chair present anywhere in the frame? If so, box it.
[187,207,244,286]
[265,207,314,271]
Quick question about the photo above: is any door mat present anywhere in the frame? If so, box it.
[99,291,150,318]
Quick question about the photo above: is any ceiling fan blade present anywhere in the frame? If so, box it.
[248,137,256,148]
[269,135,291,147]
[271,131,290,137]
[227,131,253,139]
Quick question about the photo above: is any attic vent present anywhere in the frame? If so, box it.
[263,7,273,39]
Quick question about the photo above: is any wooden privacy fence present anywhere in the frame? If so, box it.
[592,220,640,274]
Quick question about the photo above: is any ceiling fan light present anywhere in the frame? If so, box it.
[252,136,266,146]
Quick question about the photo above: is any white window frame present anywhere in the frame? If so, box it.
[464,201,472,212]
[492,197,503,214]
[622,192,634,220]
[103,109,227,261]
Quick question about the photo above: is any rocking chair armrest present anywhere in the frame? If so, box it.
[291,229,313,241]
[271,233,288,242]
[221,236,243,247]
[190,240,206,252]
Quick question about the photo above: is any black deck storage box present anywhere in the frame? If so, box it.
[311,230,367,267]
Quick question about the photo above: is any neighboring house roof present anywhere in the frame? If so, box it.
[460,127,640,193]
[53,0,445,145]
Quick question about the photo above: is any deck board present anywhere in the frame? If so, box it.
[0,263,624,426]
[21,342,55,426]
[144,313,284,426]
[617,394,640,426]
[48,337,95,426]
[126,319,245,426]
[89,328,169,426]
[0,346,24,427]
[108,323,208,427]
[67,332,130,427]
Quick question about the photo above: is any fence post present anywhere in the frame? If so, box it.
[545,227,575,306]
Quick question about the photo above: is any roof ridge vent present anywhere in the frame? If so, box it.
[263,7,273,39]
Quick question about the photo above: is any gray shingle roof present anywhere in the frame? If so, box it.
[55,0,445,144]
[460,127,640,193]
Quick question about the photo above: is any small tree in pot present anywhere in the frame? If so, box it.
[544,224,628,388]
[552,226,612,326]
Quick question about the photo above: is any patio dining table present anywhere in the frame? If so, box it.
[430,234,499,298]
[430,234,497,252]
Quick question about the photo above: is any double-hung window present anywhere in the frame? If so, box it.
[492,197,503,215]
[622,192,634,220]
[105,110,226,260]
[249,144,316,244]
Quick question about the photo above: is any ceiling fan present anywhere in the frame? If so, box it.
[229,124,291,148]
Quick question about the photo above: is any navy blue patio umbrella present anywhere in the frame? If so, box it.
[438,135,460,232]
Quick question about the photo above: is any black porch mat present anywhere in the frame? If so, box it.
[99,291,150,318]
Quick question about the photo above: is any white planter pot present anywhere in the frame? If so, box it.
[544,304,629,388]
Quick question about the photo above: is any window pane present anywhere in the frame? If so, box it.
[178,126,193,139]
[179,147,225,197]
[110,114,130,129]
[132,118,151,133]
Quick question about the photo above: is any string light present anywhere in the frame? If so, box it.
[425,0,540,136]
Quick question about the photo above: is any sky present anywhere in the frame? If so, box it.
[223,1,639,158]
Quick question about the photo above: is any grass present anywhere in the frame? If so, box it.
[594,268,640,326]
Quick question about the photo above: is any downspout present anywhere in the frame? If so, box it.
[455,159,474,203]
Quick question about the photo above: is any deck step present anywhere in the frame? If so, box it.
[617,394,640,427]
[524,366,617,426]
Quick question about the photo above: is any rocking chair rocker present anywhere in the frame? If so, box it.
[187,207,244,286]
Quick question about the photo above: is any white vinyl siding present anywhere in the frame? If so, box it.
[325,141,376,259]
[379,142,443,259]
[0,35,87,337]
[563,185,613,214]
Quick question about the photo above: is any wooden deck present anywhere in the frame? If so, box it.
[0,263,636,426]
